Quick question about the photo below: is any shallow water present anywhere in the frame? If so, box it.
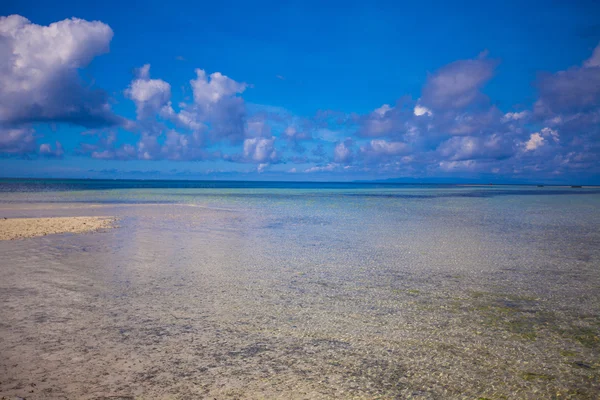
[0,184,599,399]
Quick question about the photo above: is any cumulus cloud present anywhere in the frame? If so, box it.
[524,132,545,151]
[125,64,172,119]
[160,130,208,161]
[191,69,247,104]
[190,69,248,143]
[283,126,312,141]
[0,127,36,154]
[79,128,211,161]
[367,139,408,155]
[357,98,420,138]
[541,127,559,143]
[523,128,559,152]
[243,137,277,163]
[414,104,432,117]
[446,107,505,136]
[0,15,120,128]
[359,105,399,137]
[257,163,269,173]
[374,104,392,116]
[438,159,478,172]
[302,46,598,178]
[0,126,65,157]
[420,54,497,111]
[535,42,600,115]
[39,141,64,158]
[95,64,255,162]
[334,140,353,163]
[360,139,410,162]
[4,15,598,181]
[437,134,513,161]
[305,163,337,173]
[502,111,529,121]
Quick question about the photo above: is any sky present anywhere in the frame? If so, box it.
[1,0,600,183]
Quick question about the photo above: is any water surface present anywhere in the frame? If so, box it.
[0,181,599,398]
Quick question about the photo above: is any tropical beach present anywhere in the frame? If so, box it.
[2,0,600,398]
[1,182,599,399]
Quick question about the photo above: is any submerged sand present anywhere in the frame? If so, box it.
[0,200,599,399]
[0,216,116,240]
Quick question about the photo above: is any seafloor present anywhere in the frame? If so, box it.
[0,191,599,399]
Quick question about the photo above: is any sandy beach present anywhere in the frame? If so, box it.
[0,216,116,240]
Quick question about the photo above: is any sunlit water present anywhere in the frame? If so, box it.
[1,182,599,399]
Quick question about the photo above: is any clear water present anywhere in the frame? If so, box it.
[1,181,599,398]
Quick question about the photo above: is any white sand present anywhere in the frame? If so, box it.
[0,216,116,240]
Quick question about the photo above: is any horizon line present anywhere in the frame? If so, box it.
[0,177,597,187]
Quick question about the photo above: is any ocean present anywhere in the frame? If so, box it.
[0,179,599,398]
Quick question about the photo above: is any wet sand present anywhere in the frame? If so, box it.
[0,201,599,399]
[0,217,116,240]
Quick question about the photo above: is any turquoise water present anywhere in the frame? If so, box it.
[1,180,599,398]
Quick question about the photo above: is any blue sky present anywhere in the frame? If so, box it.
[1,0,600,183]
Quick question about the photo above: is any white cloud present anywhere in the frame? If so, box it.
[334,140,353,163]
[523,128,559,152]
[39,141,64,157]
[125,64,171,119]
[160,129,206,160]
[0,126,64,157]
[436,134,513,161]
[305,163,337,173]
[359,106,399,137]
[369,139,408,155]
[0,127,36,154]
[541,127,559,143]
[525,132,545,151]
[161,106,205,131]
[374,104,392,116]
[361,139,408,156]
[534,42,600,115]
[284,126,311,141]
[421,56,496,110]
[0,15,118,127]
[191,69,247,105]
[414,104,432,116]
[438,160,477,172]
[243,137,277,163]
[502,111,529,121]
[189,69,249,143]
[257,163,269,173]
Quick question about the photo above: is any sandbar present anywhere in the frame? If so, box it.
[0,216,116,240]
